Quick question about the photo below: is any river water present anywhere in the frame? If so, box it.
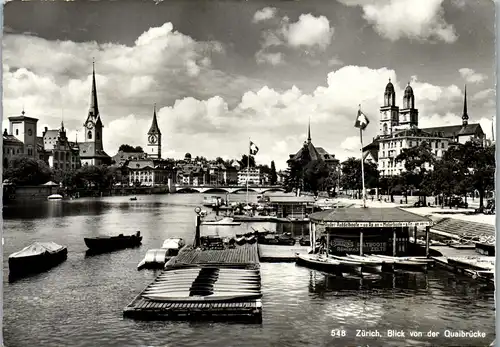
[2,193,495,347]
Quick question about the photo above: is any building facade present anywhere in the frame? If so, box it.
[127,159,176,186]
[42,123,81,170]
[237,168,261,186]
[78,62,111,166]
[364,81,485,176]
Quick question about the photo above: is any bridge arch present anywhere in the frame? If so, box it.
[232,187,258,194]
[261,187,286,193]
[202,187,231,194]
[176,187,202,193]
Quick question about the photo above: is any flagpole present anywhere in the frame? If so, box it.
[247,137,250,206]
[359,105,367,208]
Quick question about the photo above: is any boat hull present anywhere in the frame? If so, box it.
[9,248,67,281]
[84,234,142,252]
[295,254,341,274]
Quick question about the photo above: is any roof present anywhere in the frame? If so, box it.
[363,148,378,162]
[421,123,483,138]
[78,142,110,158]
[148,105,161,135]
[289,141,337,163]
[8,115,38,123]
[3,134,23,145]
[268,196,315,204]
[310,207,433,227]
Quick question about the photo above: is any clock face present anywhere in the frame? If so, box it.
[86,121,94,129]
[149,135,157,144]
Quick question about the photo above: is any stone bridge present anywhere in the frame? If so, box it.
[174,185,286,194]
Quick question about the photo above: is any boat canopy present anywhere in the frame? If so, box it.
[309,207,433,228]
[9,242,65,258]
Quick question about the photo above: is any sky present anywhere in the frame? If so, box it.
[3,0,496,170]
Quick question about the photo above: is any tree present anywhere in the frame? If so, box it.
[3,156,52,186]
[118,144,143,153]
[238,155,256,169]
[395,141,435,204]
[444,141,495,209]
[340,157,379,196]
[270,161,278,185]
[215,157,225,165]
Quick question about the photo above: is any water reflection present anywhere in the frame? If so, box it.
[3,194,496,347]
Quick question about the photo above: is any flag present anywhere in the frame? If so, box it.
[354,109,370,130]
[250,141,259,155]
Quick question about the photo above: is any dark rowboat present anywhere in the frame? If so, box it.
[84,231,142,252]
[9,242,67,281]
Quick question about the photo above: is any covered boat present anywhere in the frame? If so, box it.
[84,231,142,252]
[47,194,63,200]
[9,241,67,281]
[137,238,186,270]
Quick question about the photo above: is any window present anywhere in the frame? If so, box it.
[96,132,100,140]
[441,142,444,148]
[88,131,92,140]
[15,129,19,135]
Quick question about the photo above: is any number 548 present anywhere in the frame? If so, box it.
[331,329,346,337]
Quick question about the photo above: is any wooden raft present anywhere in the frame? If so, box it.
[123,243,262,321]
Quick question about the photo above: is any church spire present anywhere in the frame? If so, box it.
[89,58,99,118]
[148,103,161,135]
[307,116,311,143]
[462,84,469,126]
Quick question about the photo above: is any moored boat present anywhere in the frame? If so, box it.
[366,254,429,271]
[8,241,67,281]
[47,194,63,200]
[201,217,241,226]
[295,254,342,274]
[84,231,142,252]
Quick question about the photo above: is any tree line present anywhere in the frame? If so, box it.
[341,140,495,209]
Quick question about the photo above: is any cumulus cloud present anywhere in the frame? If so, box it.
[4,22,492,169]
[338,0,457,43]
[254,11,334,65]
[255,51,285,66]
[459,68,488,84]
[253,7,276,23]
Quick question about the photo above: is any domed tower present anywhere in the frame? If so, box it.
[379,79,400,137]
[399,82,419,129]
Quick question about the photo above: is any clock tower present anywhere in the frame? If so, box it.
[84,61,104,152]
[379,79,399,137]
[147,104,162,159]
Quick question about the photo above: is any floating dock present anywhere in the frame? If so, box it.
[123,243,262,322]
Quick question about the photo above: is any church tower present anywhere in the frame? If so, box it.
[398,82,419,129]
[462,85,469,126]
[83,60,104,152]
[379,79,399,136]
[147,104,162,159]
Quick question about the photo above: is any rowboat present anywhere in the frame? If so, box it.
[84,231,142,252]
[471,270,495,281]
[370,254,433,263]
[8,242,67,281]
[295,254,342,274]
[366,255,429,271]
[143,291,262,302]
[329,255,380,273]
